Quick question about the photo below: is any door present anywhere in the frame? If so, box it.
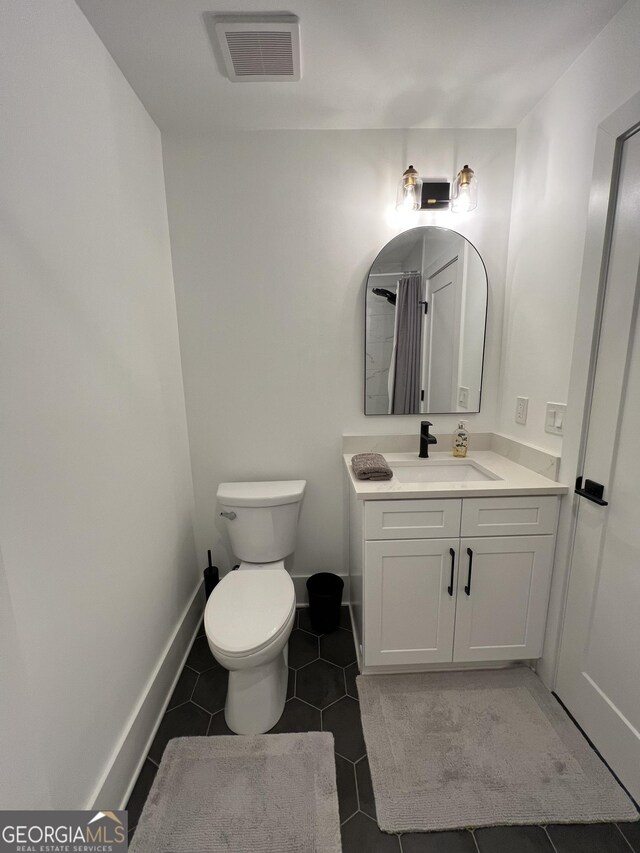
[453,536,555,662]
[425,257,461,411]
[556,128,640,801]
[364,538,458,666]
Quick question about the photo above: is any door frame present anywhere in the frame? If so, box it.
[537,90,640,688]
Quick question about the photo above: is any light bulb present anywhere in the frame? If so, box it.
[396,165,422,212]
[402,184,418,210]
[451,185,472,213]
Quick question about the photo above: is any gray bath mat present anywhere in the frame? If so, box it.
[130,733,341,852]
[357,667,639,832]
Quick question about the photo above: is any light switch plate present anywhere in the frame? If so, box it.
[515,396,528,425]
[458,386,470,408]
[545,402,567,435]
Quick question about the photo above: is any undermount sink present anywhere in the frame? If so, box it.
[391,459,501,484]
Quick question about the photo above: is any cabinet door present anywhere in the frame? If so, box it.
[453,536,555,662]
[364,539,458,666]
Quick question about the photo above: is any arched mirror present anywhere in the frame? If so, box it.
[365,227,487,415]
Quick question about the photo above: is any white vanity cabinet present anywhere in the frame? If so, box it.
[350,493,560,672]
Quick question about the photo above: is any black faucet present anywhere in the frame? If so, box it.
[419,421,437,458]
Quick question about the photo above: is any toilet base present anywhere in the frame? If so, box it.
[224,648,289,735]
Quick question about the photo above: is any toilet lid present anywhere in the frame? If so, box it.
[205,568,295,656]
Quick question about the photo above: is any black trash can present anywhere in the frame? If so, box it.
[306,572,344,634]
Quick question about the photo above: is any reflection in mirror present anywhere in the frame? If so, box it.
[365,227,487,415]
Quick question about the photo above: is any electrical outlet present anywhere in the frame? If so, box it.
[458,386,470,408]
[515,396,528,425]
[545,402,566,435]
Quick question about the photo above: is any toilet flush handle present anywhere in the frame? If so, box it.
[220,511,237,521]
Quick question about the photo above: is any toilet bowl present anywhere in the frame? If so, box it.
[205,562,296,734]
[204,480,305,735]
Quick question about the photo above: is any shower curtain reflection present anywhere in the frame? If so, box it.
[389,274,422,414]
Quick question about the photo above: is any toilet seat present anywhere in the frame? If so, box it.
[205,564,295,658]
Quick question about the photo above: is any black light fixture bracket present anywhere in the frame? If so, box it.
[419,181,451,210]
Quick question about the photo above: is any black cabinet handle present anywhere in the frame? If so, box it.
[465,548,473,595]
[448,548,455,596]
[575,476,608,506]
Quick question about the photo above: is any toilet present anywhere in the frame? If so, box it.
[204,479,306,735]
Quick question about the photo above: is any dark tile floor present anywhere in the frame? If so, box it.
[127,607,640,852]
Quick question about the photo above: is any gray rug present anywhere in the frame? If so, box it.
[130,733,342,853]
[357,667,639,832]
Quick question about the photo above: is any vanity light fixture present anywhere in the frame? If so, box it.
[395,164,478,212]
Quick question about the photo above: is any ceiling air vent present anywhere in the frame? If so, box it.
[212,14,301,82]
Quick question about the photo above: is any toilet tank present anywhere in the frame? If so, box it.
[217,480,306,563]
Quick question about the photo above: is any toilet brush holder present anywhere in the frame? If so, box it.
[203,550,219,600]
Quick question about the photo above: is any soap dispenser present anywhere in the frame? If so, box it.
[453,421,469,458]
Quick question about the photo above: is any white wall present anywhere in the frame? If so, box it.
[0,1,197,808]
[162,129,515,587]
[498,0,640,452]
[497,0,640,686]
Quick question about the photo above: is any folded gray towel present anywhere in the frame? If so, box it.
[352,452,393,481]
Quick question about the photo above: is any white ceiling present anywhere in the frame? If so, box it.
[76,0,626,133]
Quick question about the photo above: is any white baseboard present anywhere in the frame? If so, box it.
[89,582,205,810]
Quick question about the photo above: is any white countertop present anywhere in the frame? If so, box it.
[344,450,568,500]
